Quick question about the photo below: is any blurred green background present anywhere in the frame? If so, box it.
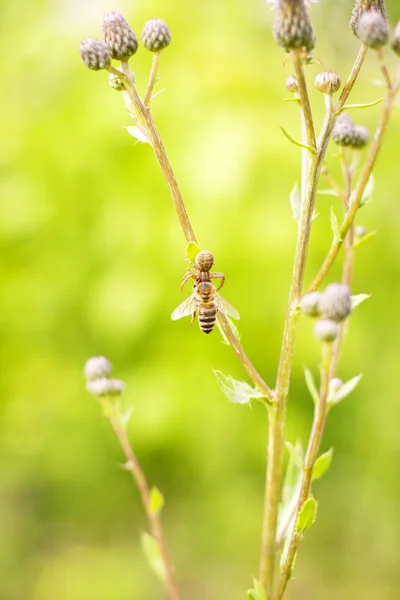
[1,0,400,598]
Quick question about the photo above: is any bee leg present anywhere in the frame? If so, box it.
[190,308,197,327]
[180,272,195,292]
[210,272,225,291]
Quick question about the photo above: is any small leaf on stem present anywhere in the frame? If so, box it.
[296,497,318,533]
[290,182,301,225]
[337,97,384,114]
[317,189,340,197]
[360,174,374,205]
[149,487,165,515]
[351,294,371,310]
[141,533,167,583]
[280,126,316,154]
[312,448,333,481]
[125,125,150,144]
[213,370,268,405]
[352,231,376,250]
[330,206,341,244]
[247,580,267,600]
[328,374,363,406]
[304,368,319,406]
[185,241,201,262]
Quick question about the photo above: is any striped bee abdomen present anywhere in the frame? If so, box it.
[198,302,217,334]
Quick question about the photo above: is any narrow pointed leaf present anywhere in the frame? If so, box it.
[186,241,201,262]
[126,125,150,144]
[352,230,376,250]
[121,405,134,427]
[337,97,384,115]
[141,533,167,583]
[296,497,318,533]
[278,441,303,543]
[280,126,316,154]
[290,182,301,225]
[304,368,319,406]
[317,189,340,197]
[312,448,333,481]
[330,205,341,244]
[149,487,164,515]
[329,374,363,405]
[360,175,374,205]
[351,294,371,310]
[213,370,268,405]
[247,580,267,600]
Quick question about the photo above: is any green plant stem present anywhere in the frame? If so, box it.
[119,61,275,403]
[258,46,367,597]
[144,52,161,107]
[308,68,399,293]
[275,342,333,600]
[106,403,181,600]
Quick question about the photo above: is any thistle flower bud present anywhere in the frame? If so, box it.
[300,292,321,317]
[332,114,369,149]
[108,73,127,91]
[352,125,370,149]
[286,76,299,93]
[314,71,341,95]
[103,12,138,61]
[350,0,387,35]
[355,225,367,238]
[141,18,172,52]
[314,319,339,343]
[318,283,352,322]
[84,356,112,381]
[86,377,125,397]
[391,21,400,56]
[356,10,389,49]
[273,0,316,52]
[79,39,111,71]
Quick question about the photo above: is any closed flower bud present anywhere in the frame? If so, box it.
[79,39,111,71]
[86,377,125,397]
[314,319,339,342]
[318,283,352,322]
[273,0,316,52]
[314,71,341,95]
[391,21,400,56]
[103,12,138,61]
[286,76,299,93]
[300,292,321,317]
[350,0,387,35]
[356,10,389,49]
[142,18,172,52]
[84,356,112,381]
[352,125,369,148]
[355,225,367,238]
[108,73,127,91]
[332,114,368,149]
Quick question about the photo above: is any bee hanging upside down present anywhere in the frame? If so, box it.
[171,250,240,334]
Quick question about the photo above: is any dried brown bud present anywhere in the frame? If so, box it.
[103,12,138,61]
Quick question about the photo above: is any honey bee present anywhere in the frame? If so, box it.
[171,251,240,334]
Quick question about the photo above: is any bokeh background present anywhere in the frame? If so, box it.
[1,0,400,598]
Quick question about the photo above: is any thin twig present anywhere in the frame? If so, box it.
[106,404,181,600]
[376,48,392,90]
[144,52,161,107]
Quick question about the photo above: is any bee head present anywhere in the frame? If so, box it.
[195,251,214,271]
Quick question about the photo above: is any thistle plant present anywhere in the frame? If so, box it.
[79,2,400,599]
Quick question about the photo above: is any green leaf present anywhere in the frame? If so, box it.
[312,448,333,481]
[149,487,164,515]
[125,125,150,144]
[121,405,134,427]
[284,97,301,105]
[360,174,374,206]
[290,182,301,225]
[141,533,166,583]
[330,205,341,244]
[352,230,376,250]
[216,315,241,344]
[247,580,267,600]
[329,374,363,406]
[296,497,318,534]
[351,293,371,310]
[317,189,340,197]
[213,370,268,405]
[304,368,319,406]
[337,97,384,115]
[280,126,316,154]
[185,241,201,262]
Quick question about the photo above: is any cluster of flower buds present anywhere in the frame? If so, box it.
[79,12,171,72]
[301,283,352,342]
[351,1,389,49]
[84,356,125,398]
[272,0,316,52]
[332,113,369,149]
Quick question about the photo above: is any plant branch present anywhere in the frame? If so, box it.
[105,402,181,600]
[292,50,316,150]
[144,52,161,107]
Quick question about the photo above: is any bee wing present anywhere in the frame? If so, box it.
[215,293,240,320]
[171,294,198,321]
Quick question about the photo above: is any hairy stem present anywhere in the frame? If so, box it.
[106,403,181,600]
[259,46,367,596]
[144,52,161,107]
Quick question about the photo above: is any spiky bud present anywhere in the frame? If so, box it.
[86,377,125,397]
[356,10,389,48]
[355,225,367,238]
[318,283,352,322]
[350,0,387,35]
[314,319,339,343]
[391,21,400,56]
[286,76,299,93]
[141,18,171,52]
[84,356,112,381]
[103,12,138,61]
[314,71,341,95]
[108,73,127,91]
[79,39,111,71]
[273,0,316,52]
[332,114,369,149]
[300,292,322,317]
